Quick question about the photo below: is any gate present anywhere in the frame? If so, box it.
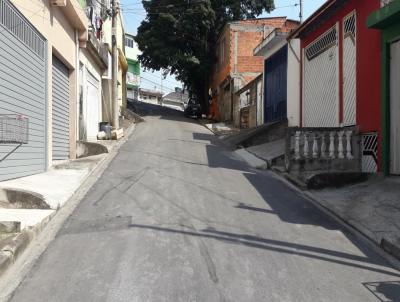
[52,55,70,160]
[0,0,46,180]
[264,45,287,123]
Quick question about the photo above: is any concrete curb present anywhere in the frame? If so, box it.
[269,171,400,272]
[0,122,136,299]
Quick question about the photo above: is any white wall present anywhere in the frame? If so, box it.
[287,39,301,127]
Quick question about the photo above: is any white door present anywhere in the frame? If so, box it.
[390,40,400,174]
[343,13,357,126]
[86,70,100,141]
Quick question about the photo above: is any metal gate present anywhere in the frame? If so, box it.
[52,56,70,160]
[303,26,339,127]
[0,0,46,180]
[343,12,357,126]
[264,45,287,123]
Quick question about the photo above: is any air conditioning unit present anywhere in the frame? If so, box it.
[50,0,67,6]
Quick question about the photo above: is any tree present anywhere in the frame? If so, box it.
[135,0,275,110]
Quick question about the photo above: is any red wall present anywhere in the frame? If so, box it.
[300,0,382,165]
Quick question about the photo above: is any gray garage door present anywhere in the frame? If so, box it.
[52,56,70,160]
[0,0,46,181]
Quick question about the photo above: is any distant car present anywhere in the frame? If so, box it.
[184,99,202,119]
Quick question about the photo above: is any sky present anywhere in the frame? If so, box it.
[120,0,327,93]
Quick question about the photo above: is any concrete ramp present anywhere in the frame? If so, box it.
[246,139,286,168]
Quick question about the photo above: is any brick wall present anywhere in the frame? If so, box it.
[209,17,299,120]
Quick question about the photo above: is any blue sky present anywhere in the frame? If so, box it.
[120,0,327,93]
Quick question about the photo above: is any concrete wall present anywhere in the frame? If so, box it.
[287,39,301,127]
[11,0,88,164]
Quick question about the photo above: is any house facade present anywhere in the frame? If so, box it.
[367,0,400,175]
[0,0,88,181]
[125,33,141,101]
[209,18,299,122]
[101,4,128,122]
[254,25,300,127]
[78,0,109,142]
[287,0,382,173]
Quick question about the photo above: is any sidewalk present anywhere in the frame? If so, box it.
[201,120,400,263]
[310,176,400,259]
[0,123,136,277]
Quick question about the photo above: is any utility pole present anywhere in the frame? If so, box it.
[111,0,119,130]
[299,0,304,23]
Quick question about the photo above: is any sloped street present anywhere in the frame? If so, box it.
[9,103,400,302]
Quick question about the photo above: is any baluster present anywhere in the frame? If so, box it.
[294,131,301,160]
[320,133,327,159]
[345,130,354,159]
[338,131,345,159]
[329,131,336,159]
[312,133,319,159]
[303,132,310,159]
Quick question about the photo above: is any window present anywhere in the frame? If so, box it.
[125,36,134,48]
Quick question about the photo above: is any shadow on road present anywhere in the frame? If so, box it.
[128,223,400,278]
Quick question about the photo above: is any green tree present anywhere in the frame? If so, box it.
[135,0,275,110]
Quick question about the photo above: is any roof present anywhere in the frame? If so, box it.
[139,88,163,97]
[163,91,189,102]
[367,0,400,29]
[288,0,347,39]
[254,28,290,56]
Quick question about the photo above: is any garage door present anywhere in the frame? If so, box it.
[0,0,46,181]
[52,55,70,160]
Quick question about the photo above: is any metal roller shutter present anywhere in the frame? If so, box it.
[86,69,100,141]
[0,0,46,181]
[52,55,70,160]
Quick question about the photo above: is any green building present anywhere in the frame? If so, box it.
[368,0,400,175]
[125,33,141,100]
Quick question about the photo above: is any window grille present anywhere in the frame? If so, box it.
[305,27,337,61]
[344,13,356,39]
[0,0,45,59]
[0,115,29,144]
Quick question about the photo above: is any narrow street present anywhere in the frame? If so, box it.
[9,104,400,302]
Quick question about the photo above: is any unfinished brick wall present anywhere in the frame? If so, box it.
[209,17,299,120]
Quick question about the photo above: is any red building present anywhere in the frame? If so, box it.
[288,0,382,173]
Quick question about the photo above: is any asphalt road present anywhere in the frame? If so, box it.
[10,103,400,302]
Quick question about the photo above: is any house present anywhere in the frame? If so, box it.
[125,33,141,101]
[209,17,299,122]
[78,0,109,142]
[254,25,300,127]
[101,4,128,123]
[285,0,382,174]
[139,88,163,105]
[233,74,263,129]
[162,88,189,111]
[0,0,88,181]
[367,0,400,175]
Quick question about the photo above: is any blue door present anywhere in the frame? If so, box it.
[264,46,288,123]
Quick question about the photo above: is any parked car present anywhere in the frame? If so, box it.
[184,99,202,118]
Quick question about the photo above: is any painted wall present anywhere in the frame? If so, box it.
[301,0,381,132]
[287,39,301,127]
[300,0,382,164]
[11,0,88,163]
